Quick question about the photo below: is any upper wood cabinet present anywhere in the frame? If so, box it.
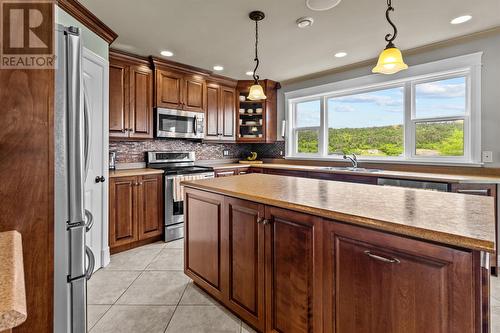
[152,58,208,113]
[109,50,153,139]
[205,78,237,142]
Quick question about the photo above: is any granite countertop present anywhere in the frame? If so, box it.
[0,231,26,331]
[183,174,496,253]
[213,162,500,184]
[109,168,164,178]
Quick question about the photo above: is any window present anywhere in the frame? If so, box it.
[285,53,481,164]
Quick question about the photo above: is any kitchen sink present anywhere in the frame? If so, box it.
[319,167,381,173]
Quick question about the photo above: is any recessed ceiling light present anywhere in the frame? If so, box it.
[296,17,314,28]
[306,0,342,11]
[213,65,224,71]
[451,15,472,25]
[160,50,173,57]
[334,51,347,58]
[246,71,254,76]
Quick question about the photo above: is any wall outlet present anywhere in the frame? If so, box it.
[482,151,493,163]
[223,149,230,157]
[279,151,284,156]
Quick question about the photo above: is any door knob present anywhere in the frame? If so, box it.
[95,176,105,183]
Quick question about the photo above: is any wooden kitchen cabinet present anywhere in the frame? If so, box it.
[237,80,280,143]
[184,189,227,299]
[109,174,163,253]
[225,197,266,332]
[205,78,237,141]
[264,206,323,333]
[323,221,478,333]
[109,50,153,139]
[152,58,208,112]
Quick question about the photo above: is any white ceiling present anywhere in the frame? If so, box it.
[80,0,500,81]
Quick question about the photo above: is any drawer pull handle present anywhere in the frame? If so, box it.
[456,189,489,195]
[364,251,400,264]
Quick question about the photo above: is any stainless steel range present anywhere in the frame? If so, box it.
[147,151,214,242]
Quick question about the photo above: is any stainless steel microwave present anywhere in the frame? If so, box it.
[155,108,205,139]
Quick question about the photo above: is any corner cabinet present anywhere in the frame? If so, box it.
[236,80,280,143]
[184,187,488,333]
[109,174,163,253]
[205,79,237,142]
[109,50,153,139]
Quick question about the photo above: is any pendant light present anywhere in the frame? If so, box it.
[247,11,267,101]
[372,0,408,75]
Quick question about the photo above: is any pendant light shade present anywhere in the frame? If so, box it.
[372,47,408,74]
[247,11,267,101]
[372,0,408,75]
[248,83,267,101]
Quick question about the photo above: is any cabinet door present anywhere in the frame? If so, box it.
[205,83,220,140]
[264,206,323,333]
[156,69,183,109]
[109,62,129,138]
[183,74,206,112]
[137,175,163,240]
[109,176,138,248]
[184,188,227,299]
[221,86,236,140]
[129,65,153,139]
[225,198,265,331]
[323,221,476,333]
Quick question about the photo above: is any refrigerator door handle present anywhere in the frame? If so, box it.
[85,246,95,280]
[66,27,85,224]
[83,88,91,180]
[84,209,94,232]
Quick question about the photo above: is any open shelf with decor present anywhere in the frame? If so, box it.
[236,80,280,143]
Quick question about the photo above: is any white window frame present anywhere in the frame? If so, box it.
[284,53,482,166]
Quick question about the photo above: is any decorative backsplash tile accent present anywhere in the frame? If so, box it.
[109,139,285,163]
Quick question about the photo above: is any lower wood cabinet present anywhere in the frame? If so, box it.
[214,167,249,177]
[109,174,163,253]
[323,221,477,333]
[184,188,487,333]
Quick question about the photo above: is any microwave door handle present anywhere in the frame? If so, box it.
[193,115,197,135]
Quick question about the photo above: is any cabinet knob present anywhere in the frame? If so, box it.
[257,217,264,224]
[128,128,134,132]
[121,129,126,133]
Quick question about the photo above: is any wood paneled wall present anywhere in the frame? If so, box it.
[0,68,54,333]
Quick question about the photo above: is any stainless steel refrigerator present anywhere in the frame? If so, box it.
[54,24,95,333]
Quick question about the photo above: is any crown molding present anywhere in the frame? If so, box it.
[282,26,500,86]
[57,0,118,44]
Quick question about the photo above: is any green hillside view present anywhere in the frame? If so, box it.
[297,121,464,157]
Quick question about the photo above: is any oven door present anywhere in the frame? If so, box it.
[156,108,204,139]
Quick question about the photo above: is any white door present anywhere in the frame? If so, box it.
[83,48,110,270]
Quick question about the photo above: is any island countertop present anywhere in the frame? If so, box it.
[183,173,496,253]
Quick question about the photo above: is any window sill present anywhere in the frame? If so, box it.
[284,155,484,168]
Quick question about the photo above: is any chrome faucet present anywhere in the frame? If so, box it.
[343,153,358,169]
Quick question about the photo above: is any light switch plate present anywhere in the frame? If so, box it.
[223,149,230,157]
[482,151,493,163]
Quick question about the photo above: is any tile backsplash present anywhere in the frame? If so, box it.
[110,139,285,163]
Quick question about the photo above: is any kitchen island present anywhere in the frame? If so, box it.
[182,174,495,333]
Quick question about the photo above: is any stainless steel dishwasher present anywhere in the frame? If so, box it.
[377,178,450,192]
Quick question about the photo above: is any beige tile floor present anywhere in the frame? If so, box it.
[88,240,500,333]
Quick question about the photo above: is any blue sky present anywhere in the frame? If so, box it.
[295,77,466,129]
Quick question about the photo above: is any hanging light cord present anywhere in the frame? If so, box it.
[384,0,397,47]
[252,19,260,83]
